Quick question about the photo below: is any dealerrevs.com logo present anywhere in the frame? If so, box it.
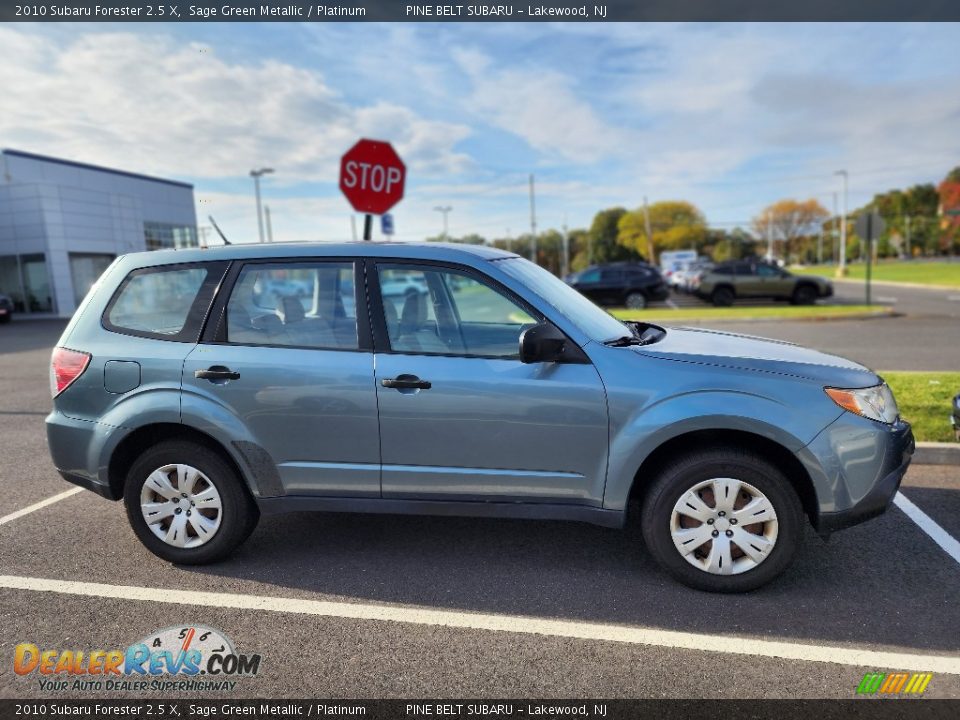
[14,625,261,692]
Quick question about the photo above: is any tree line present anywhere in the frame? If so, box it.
[428,165,960,270]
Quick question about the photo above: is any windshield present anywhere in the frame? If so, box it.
[497,257,631,343]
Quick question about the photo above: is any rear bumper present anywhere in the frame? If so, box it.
[46,410,120,501]
[647,284,670,301]
[808,418,914,535]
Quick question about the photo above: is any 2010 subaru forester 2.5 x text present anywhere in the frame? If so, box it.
[46,242,914,592]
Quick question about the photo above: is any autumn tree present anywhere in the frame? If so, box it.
[616,201,707,263]
[938,167,960,254]
[752,199,829,262]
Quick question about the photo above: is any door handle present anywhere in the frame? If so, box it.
[381,374,431,390]
[195,366,240,381]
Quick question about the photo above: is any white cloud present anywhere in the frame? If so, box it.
[0,28,471,182]
[452,47,626,164]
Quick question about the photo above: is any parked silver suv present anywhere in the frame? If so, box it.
[47,243,913,591]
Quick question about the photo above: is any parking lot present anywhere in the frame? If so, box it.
[1,319,959,699]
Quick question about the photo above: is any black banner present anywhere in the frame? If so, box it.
[1,0,959,23]
[1,700,959,720]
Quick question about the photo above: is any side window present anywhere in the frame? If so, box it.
[756,264,779,277]
[106,266,209,338]
[600,269,622,282]
[225,262,358,350]
[378,265,536,358]
[733,263,754,276]
[578,269,601,283]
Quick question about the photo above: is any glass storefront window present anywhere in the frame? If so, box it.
[144,222,198,251]
[21,254,53,313]
[0,255,24,312]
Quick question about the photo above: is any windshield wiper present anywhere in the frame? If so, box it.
[604,321,667,347]
[604,335,644,347]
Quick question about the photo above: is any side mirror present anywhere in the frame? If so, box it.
[519,322,567,364]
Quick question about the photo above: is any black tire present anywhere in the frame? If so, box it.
[711,286,735,307]
[0,314,11,324]
[123,440,259,564]
[640,447,804,592]
[625,292,647,309]
[791,284,817,305]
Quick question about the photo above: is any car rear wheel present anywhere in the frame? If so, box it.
[640,447,804,592]
[791,284,817,305]
[625,292,647,309]
[124,440,259,565]
[711,287,735,307]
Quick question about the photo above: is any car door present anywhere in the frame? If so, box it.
[754,263,779,298]
[371,261,610,506]
[571,267,603,302]
[734,262,764,297]
[181,259,380,497]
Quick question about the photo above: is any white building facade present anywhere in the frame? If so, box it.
[0,149,198,318]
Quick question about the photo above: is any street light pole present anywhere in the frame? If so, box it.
[834,170,848,276]
[250,167,275,243]
[433,206,452,240]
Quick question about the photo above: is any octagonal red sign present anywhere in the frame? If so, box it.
[339,139,406,215]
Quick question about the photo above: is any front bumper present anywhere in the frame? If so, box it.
[806,416,914,535]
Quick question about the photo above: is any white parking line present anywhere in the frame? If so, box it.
[0,488,82,526]
[875,296,898,304]
[894,491,960,566]
[1,574,958,674]
[947,295,960,302]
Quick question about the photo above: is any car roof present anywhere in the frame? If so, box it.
[120,241,518,267]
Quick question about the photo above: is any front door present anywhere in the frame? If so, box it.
[372,262,609,506]
[182,259,380,497]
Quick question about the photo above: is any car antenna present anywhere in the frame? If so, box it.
[208,215,232,245]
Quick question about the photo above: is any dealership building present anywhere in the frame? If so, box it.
[0,149,198,318]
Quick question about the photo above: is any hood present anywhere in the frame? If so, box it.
[634,326,879,387]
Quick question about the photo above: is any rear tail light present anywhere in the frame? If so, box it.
[51,347,91,398]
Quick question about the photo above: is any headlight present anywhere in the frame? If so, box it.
[824,383,899,424]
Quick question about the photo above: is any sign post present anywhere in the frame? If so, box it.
[339,139,406,241]
[855,210,885,306]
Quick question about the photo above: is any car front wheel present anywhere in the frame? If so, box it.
[625,292,647,309]
[124,440,259,564]
[640,447,804,592]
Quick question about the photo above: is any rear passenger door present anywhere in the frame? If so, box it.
[181,259,380,498]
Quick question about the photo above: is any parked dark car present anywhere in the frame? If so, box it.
[697,260,833,307]
[0,292,14,323]
[566,262,669,309]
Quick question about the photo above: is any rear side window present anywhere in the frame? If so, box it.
[104,263,226,341]
[224,261,359,350]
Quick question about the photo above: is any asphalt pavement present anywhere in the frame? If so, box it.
[654,279,960,371]
[1,316,959,701]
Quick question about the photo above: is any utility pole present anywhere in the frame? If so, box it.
[561,217,570,278]
[433,206,452,240]
[351,215,358,242]
[905,215,911,259]
[250,167,274,243]
[529,174,538,263]
[264,205,274,243]
[642,196,655,264]
[832,192,839,263]
[818,222,823,265]
[834,170,848,275]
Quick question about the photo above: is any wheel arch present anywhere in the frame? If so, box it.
[625,428,819,525]
[106,423,257,502]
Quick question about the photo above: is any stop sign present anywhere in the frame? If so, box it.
[339,139,406,215]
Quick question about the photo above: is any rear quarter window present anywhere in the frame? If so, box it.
[103,262,227,341]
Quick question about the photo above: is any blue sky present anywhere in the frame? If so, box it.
[1,22,958,243]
